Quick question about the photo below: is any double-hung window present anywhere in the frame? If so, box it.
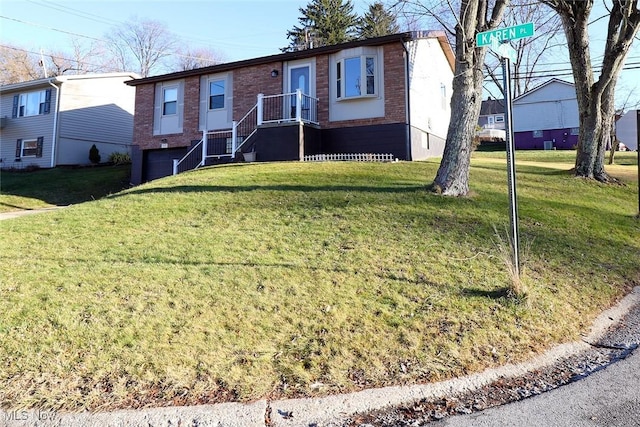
[336,55,376,99]
[12,89,51,118]
[15,137,44,158]
[162,87,178,116]
[209,79,225,110]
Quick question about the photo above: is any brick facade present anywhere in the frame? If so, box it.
[233,62,283,118]
[128,32,453,183]
[322,43,407,129]
[132,76,202,151]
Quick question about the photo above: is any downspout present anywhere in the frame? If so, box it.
[47,78,61,168]
[402,40,412,161]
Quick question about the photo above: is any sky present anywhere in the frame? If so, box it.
[1,0,639,108]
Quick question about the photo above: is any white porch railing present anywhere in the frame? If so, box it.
[173,90,319,175]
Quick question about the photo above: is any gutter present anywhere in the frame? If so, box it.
[402,41,412,160]
[47,78,61,168]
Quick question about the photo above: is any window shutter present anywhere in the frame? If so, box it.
[43,89,52,114]
[16,139,23,157]
[36,137,44,158]
[12,95,19,118]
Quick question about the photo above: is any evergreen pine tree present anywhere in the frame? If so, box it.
[284,0,359,51]
[357,2,400,39]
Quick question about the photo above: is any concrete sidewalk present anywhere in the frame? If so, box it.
[0,207,66,221]
[3,287,638,427]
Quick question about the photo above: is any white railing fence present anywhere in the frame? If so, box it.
[303,153,397,162]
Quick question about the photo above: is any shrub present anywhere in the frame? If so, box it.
[108,152,131,165]
[89,144,101,164]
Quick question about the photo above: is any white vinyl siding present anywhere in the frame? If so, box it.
[56,74,136,165]
[1,73,136,168]
[405,38,452,140]
[0,86,56,168]
[513,80,579,132]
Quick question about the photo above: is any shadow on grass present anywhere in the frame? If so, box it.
[114,184,431,197]
[462,287,511,299]
[0,165,131,207]
[472,163,573,176]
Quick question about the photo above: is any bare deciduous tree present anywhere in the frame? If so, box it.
[174,47,226,71]
[541,0,640,181]
[484,1,564,99]
[398,0,509,196]
[0,45,43,84]
[105,16,178,77]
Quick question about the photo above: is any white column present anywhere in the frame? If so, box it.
[201,131,207,167]
[232,121,238,154]
[295,89,302,122]
[172,159,179,175]
[257,93,264,126]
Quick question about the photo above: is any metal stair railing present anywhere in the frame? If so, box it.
[173,90,319,175]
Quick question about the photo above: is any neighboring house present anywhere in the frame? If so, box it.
[478,97,505,130]
[0,73,139,169]
[477,97,506,141]
[512,78,579,150]
[125,31,455,184]
[616,109,639,151]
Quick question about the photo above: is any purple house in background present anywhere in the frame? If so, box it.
[513,79,579,150]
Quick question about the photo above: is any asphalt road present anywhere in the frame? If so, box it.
[435,349,640,427]
[431,300,640,427]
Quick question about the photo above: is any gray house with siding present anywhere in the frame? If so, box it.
[0,73,138,169]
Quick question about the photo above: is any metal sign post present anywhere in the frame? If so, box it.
[477,23,535,277]
[502,54,520,276]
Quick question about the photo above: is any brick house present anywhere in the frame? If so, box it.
[126,31,455,184]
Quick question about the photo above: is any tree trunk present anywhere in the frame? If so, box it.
[433,58,484,195]
[543,0,640,181]
[432,0,507,196]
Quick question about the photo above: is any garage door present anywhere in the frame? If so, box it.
[143,148,187,182]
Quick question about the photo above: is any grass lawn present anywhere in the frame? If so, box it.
[0,165,131,213]
[0,154,638,411]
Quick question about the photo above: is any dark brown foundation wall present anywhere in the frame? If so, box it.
[320,123,410,160]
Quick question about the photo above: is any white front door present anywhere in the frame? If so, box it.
[287,63,313,120]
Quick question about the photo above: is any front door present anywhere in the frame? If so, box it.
[288,64,311,120]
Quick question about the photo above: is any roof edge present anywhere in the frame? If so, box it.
[126,31,450,86]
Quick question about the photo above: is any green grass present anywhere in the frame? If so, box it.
[0,158,638,411]
[0,165,131,213]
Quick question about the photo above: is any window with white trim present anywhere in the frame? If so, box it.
[336,55,376,99]
[533,130,543,138]
[163,87,178,115]
[12,89,51,118]
[15,137,43,158]
[209,79,225,110]
[570,127,579,135]
[495,115,504,123]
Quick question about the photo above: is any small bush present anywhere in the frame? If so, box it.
[89,144,101,164]
[108,152,131,165]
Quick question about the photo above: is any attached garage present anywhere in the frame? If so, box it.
[143,148,187,182]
